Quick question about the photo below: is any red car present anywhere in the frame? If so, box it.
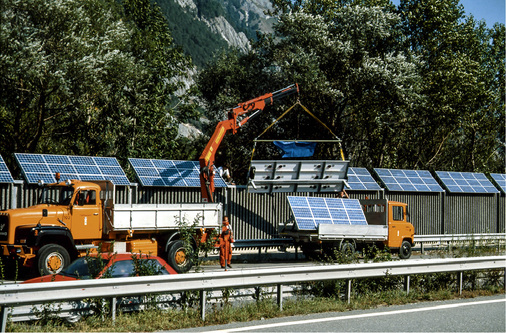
[23,253,177,283]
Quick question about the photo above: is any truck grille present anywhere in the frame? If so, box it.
[0,214,8,241]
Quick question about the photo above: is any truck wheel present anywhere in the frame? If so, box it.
[167,240,193,273]
[398,240,412,259]
[340,241,355,258]
[301,243,321,260]
[37,244,70,276]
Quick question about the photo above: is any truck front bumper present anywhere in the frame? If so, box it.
[0,244,36,264]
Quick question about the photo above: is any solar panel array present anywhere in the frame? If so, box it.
[347,167,381,190]
[0,155,14,183]
[15,153,130,185]
[436,171,499,193]
[490,174,506,193]
[374,168,443,192]
[287,196,367,231]
[129,158,227,188]
[4,152,505,194]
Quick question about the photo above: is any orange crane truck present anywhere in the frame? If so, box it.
[0,177,222,275]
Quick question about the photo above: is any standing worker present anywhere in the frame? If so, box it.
[219,216,234,269]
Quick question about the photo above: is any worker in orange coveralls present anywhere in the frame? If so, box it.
[219,216,233,269]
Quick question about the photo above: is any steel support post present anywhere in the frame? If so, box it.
[347,280,352,304]
[111,297,117,323]
[405,275,410,295]
[200,290,207,321]
[277,284,283,311]
[1,306,7,333]
[459,272,463,295]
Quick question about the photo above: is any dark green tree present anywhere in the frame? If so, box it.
[198,1,423,181]
[398,0,505,172]
[0,0,190,172]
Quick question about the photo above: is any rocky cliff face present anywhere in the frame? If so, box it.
[203,15,250,53]
[160,0,276,138]
[166,0,275,64]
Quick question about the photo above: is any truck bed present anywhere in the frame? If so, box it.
[111,203,222,230]
[318,224,388,242]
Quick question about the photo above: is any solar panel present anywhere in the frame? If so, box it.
[287,196,367,231]
[15,153,130,185]
[435,171,499,193]
[0,155,14,183]
[374,168,443,192]
[490,174,506,193]
[129,158,227,188]
[347,167,381,190]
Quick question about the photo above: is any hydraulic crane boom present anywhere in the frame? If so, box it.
[199,84,299,202]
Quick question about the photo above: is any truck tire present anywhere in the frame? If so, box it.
[340,241,355,258]
[398,240,412,259]
[37,244,70,276]
[301,243,321,260]
[167,240,194,273]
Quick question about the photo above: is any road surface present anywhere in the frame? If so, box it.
[173,295,505,332]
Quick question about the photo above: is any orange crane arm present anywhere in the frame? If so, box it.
[199,84,299,202]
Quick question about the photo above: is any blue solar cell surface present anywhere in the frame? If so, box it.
[347,167,381,190]
[15,153,130,185]
[490,174,506,193]
[287,196,367,230]
[436,171,499,193]
[0,155,14,183]
[129,158,227,188]
[374,168,443,192]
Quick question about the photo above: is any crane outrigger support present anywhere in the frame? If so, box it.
[199,84,299,202]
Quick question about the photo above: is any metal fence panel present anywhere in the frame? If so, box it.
[0,184,11,210]
[227,186,289,240]
[384,192,443,235]
[498,195,505,233]
[19,183,41,208]
[444,194,498,234]
[0,182,502,238]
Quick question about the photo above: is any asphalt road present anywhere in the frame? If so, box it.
[172,295,506,332]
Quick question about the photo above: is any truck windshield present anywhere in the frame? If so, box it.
[39,186,74,205]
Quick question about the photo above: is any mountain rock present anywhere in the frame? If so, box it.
[156,0,275,67]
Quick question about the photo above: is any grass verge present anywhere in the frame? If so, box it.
[7,287,503,332]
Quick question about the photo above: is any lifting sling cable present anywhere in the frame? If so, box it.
[297,102,345,161]
[249,101,345,163]
[249,101,300,165]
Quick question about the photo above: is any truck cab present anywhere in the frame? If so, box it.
[361,199,415,258]
[0,179,112,275]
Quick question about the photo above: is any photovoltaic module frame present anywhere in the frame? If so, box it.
[0,155,14,183]
[15,153,130,185]
[129,158,227,188]
[374,168,443,192]
[435,171,499,193]
[347,167,381,191]
[287,196,367,231]
[490,173,506,193]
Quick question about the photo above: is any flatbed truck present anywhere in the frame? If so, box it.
[0,177,221,275]
[281,198,415,259]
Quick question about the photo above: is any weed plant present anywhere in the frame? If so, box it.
[176,215,219,272]
[8,286,503,332]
